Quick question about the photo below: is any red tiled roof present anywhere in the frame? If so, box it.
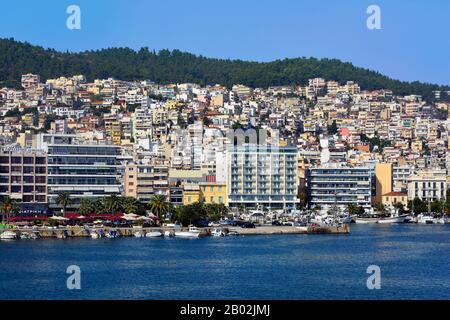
[382,192,407,197]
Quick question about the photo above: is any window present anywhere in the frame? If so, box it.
[210,186,214,192]
[218,196,223,204]
[210,196,214,203]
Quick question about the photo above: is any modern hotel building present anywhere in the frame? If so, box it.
[227,146,298,210]
[306,163,373,208]
[36,134,122,210]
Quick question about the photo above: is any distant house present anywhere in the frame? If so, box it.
[382,192,408,207]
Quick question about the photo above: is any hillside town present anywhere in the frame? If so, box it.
[1,73,450,223]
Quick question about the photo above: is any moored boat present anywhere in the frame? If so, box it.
[377,214,410,224]
[146,230,164,238]
[0,231,17,240]
[211,227,225,237]
[134,231,145,238]
[175,226,203,238]
[417,214,437,224]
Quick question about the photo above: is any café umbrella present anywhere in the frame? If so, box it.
[49,216,69,221]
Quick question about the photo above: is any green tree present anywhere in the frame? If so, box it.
[148,195,170,220]
[93,198,105,214]
[102,194,122,213]
[374,202,387,215]
[56,192,72,216]
[204,203,228,221]
[0,196,18,221]
[408,197,427,214]
[430,200,443,214]
[173,202,206,226]
[122,197,140,214]
[393,202,406,215]
[347,203,360,215]
[79,198,94,216]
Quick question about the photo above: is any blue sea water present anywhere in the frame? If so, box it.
[0,224,449,300]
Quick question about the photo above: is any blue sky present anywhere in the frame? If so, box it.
[0,0,449,85]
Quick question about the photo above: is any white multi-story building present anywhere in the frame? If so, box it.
[307,163,373,208]
[227,146,298,210]
[36,134,122,210]
[407,171,447,202]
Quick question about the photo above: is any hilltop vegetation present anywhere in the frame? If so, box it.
[0,38,448,101]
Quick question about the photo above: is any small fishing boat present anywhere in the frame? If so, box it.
[90,229,104,239]
[354,217,379,224]
[30,231,41,239]
[0,231,17,240]
[20,232,31,239]
[417,214,437,224]
[377,214,410,224]
[106,229,120,238]
[164,230,174,237]
[211,228,225,237]
[146,230,164,238]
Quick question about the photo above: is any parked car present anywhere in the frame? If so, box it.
[227,220,239,226]
[282,221,294,226]
[272,220,282,226]
[241,222,256,229]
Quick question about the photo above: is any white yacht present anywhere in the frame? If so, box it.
[175,226,202,238]
[146,230,164,238]
[417,214,437,224]
[0,231,17,240]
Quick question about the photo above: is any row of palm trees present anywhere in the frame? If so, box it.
[55,192,171,219]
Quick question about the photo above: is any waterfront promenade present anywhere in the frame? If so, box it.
[1,224,350,239]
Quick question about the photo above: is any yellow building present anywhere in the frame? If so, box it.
[382,192,408,207]
[22,113,35,126]
[110,121,122,145]
[199,182,227,205]
[375,163,392,204]
[182,184,201,205]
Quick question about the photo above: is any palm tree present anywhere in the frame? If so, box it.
[1,196,18,222]
[148,195,170,220]
[122,197,139,214]
[79,198,94,216]
[56,192,72,216]
[102,194,121,214]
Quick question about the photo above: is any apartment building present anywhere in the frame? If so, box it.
[407,171,447,202]
[227,146,298,210]
[307,163,373,208]
[123,160,169,203]
[36,134,122,210]
[0,149,47,213]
